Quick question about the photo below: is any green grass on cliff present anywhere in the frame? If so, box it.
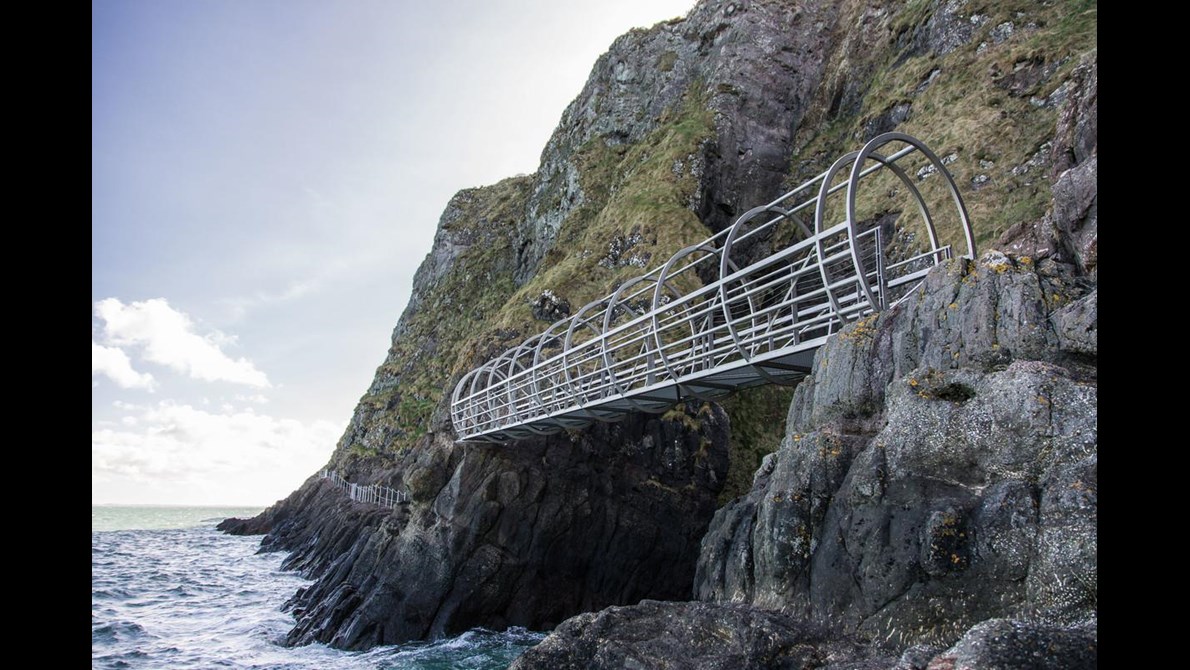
[792,0,1097,250]
[339,87,720,466]
[717,385,797,503]
[341,175,533,465]
[484,87,717,336]
[348,82,798,484]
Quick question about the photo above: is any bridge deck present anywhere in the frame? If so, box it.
[451,133,976,443]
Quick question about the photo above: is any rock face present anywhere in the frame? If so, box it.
[695,252,1097,647]
[515,42,1098,659]
[519,251,1097,668]
[926,618,1097,670]
[999,55,1098,280]
[509,602,1098,670]
[520,0,841,276]
[224,0,1097,658]
[241,404,729,648]
[509,600,892,670]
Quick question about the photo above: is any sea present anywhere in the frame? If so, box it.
[91,505,545,669]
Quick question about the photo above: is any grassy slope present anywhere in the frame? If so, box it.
[340,175,533,464]
[795,0,1097,250]
[338,87,719,467]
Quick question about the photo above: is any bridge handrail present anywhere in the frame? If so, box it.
[318,469,410,509]
[450,133,975,441]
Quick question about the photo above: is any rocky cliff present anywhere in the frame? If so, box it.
[222,0,1096,662]
[511,247,1097,669]
[228,407,729,647]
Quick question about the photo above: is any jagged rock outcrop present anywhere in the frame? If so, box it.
[686,30,1099,653]
[513,32,1097,657]
[240,404,729,648]
[520,0,841,277]
[509,600,893,670]
[515,249,1097,668]
[925,618,1098,670]
[509,603,1099,670]
[695,252,1097,644]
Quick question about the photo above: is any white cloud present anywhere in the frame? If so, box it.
[235,393,270,404]
[94,298,271,388]
[92,341,156,390]
[92,400,343,506]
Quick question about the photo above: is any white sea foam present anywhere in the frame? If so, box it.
[91,508,544,669]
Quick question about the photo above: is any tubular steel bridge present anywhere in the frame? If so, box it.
[451,133,976,443]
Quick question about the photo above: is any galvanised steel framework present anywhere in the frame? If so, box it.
[451,133,976,443]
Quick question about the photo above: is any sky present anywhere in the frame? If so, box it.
[92,0,697,507]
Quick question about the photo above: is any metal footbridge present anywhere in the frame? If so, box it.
[451,133,976,443]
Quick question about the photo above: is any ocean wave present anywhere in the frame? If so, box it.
[384,627,547,669]
[92,586,133,600]
[91,620,150,643]
[92,523,542,669]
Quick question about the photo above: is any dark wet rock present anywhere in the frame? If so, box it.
[509,600,894,670]
[924,619,1097,670]
[218,474,394,545]
[1052,289,1096,358]
[1050,156,1097,278]
[250,403,729,649]
[695,253,1097,647]
[217,514,271,535]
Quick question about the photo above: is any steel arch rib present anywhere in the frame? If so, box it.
[532,316,574,414]
[650,242,709,383]
[716,203,809,385]
[813,150,861,327]
[562,297,610,405]
[854,132,976,261]
[653,242,741,400]
[508,333,548,415]
[844,147,930,311]
[600,275,669,412]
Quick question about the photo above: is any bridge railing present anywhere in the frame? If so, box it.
[319,469,409,508]
[451,133,975,442]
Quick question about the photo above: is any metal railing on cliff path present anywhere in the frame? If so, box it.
[319,469,410,508]
[451,132,977,443]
